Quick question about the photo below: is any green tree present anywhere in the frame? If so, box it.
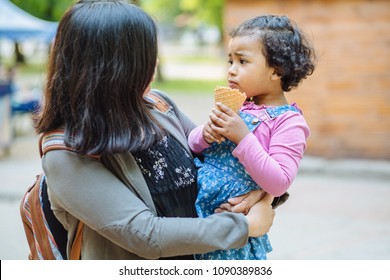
[141,0,182,23]
[180,0,224,32]
[11,0,224,30]
[142,0,224,41]
[11,0,74,21]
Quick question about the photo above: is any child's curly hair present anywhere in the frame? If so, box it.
[230,15,316,92]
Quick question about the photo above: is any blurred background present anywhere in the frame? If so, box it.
[0,0,389,260]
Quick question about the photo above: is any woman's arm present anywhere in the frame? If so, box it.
[44,151,273,259]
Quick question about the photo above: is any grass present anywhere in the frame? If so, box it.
[151,78,225,95]
[18,63,47,75]
[3,62,47,76]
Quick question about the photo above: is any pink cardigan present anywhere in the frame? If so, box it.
[188,102,310,197]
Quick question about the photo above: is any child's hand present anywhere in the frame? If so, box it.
[209,102,250,145]
[202,119,224,144]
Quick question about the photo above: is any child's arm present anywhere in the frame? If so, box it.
[210,103,309,197]
[233,114,309,196]
[188,124,210,154]
[188,116,225,154]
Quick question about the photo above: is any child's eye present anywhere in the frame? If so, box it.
[228,60,233,65]
[240,59,247,64]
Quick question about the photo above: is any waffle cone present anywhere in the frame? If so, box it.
[214,86,246,113]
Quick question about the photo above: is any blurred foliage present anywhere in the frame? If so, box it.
[180,0,224,29]
[10,0,74,21]
[10,0,224,31]
[141,0,182,23]
[142,0,224,37]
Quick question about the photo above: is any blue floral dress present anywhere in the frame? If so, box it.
[194,105,300,260]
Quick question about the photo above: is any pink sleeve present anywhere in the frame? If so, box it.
[232,113,310,197]
[188,125,210,154]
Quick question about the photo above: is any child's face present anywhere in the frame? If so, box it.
[227,35,280,100]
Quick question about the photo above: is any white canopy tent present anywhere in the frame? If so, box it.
[0,0,57,42]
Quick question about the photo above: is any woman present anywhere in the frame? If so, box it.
[35,0,275,259]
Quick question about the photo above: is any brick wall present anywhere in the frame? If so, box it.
[225,0,390,159]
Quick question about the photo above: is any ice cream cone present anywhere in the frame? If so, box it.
[214,86,246,113]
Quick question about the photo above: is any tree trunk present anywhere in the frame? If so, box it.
[14,42,25,64]
[156,63,164,82]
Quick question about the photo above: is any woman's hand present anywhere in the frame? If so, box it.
[214,190,275,237]
[209,102,250,145]
[215,189,266,214]
[246,193,275,237]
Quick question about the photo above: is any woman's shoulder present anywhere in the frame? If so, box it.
[42,149,101,183]
[149,89,175,106]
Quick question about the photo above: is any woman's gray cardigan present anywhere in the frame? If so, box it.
[43,90,249,260]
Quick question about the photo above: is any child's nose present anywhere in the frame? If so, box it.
[228,64,237,76]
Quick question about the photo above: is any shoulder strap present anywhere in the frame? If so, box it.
[39,130,85,260]
[265,105,301,120]
[39,129,73,157]
[20,174,58,259]
[145,90,170,113]
[69,221,83,260]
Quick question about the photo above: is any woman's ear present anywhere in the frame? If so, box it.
[143,83,152,95]
[152,58,159,82]
[271,72,281,81]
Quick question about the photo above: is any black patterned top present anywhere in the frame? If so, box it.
[133,134,199,260]
[133,134,198,218]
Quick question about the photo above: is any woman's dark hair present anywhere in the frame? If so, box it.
[230,15,316,92]
[34,0,161,155]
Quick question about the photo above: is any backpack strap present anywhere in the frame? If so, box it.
[39,129,72,157]
[39,130,100,161]
[69,221,83,260]
[39,130,87,260]
[20,174,59,259]
[145,90,170,113]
